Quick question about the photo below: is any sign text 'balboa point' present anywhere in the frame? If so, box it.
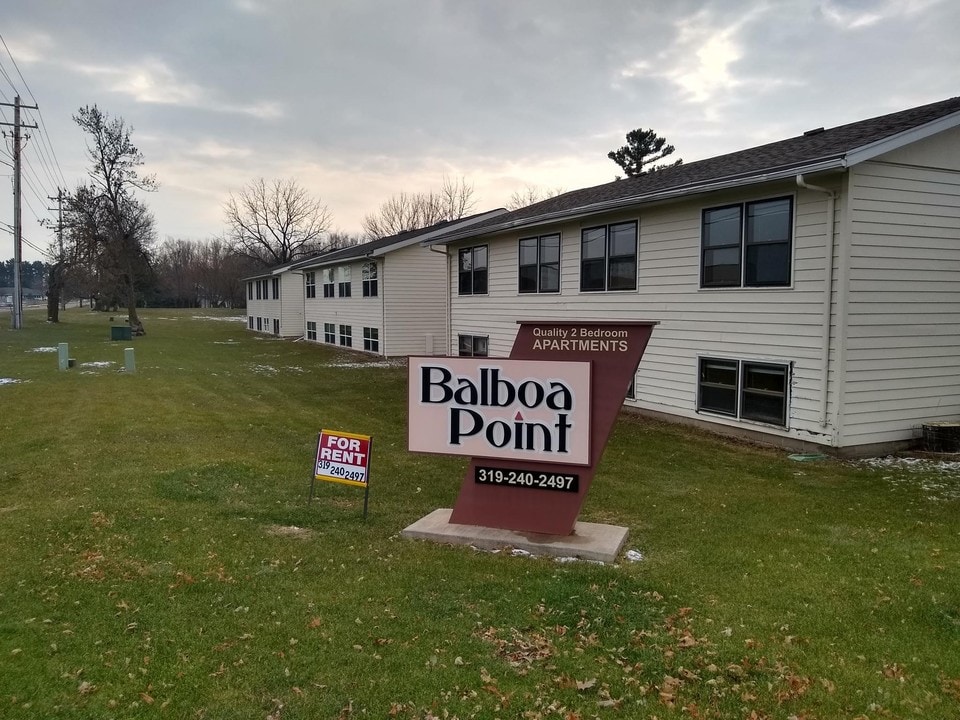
[408,358,592,466]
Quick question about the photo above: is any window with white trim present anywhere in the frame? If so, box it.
[247,315,253,329]
[322,268,335,298]
[580,221,637,291]
[701,197,793,288]
[363,327,379,352]
[323,322,336,344]
[305,272,316,299]
[272,277,280,299]
[519,234,560,293]
[362,261,378,297]
[339,324,352,347]
[256,317,262,331]
[338,267,352,297]
[458,334,488,357]
[697,357,789,426]
[306,321,317,341]
[272,318,279,335]
[458,246,488,295]
[247,282,253,300]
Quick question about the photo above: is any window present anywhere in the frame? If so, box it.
[323,322,336,344]
[339,324,352,347]
[255,280,263,300]
[580,221,637,292]
[305,272,316,299]
[247,315,253,329]
[247,282,253,300]
[697,357,789,426]
[458,334,488,357]
[519,234,560,293]
[322,268,335,298]
[306,321,317,341]
[273,318,280,335]
[256,317,262,331]
[272,277,280,299]
[363,327,379,352]
[458,246,488,295]
[338,267,351,297]
[625,375,636,400]
[701,197,793,288]
[362,262,378,297]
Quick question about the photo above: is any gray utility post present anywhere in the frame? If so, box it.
[0,96,39,330]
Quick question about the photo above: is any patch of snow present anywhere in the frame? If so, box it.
[283,366,305,373]
[192,315,246,322]
[213,340,241,345]
[250,364,278,374]
[28,346,58,353]
[320,361,398,369]
[80,361,115,368]
[854,455,960,501]
[624,549,644,562]
[0,377,24,385]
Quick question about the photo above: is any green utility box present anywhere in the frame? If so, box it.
[110,325,132,341]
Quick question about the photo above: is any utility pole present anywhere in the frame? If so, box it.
[46,188,65,321]
[1,96,39,329]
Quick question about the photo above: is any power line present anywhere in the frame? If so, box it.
[0,33,68,189]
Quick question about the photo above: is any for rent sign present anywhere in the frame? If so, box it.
[315,429,371,487]
[408,358,592,466]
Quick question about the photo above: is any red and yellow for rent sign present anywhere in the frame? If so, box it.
[315,429,371,487]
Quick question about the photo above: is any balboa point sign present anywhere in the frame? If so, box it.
[409,320,656,536]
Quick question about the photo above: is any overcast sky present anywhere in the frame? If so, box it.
[2,0,958,264]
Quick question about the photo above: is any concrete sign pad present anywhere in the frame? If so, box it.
[401,508,629,563]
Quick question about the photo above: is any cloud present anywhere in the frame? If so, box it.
[819,0,943,30]
[74,58,283,118]
[617,7,762,106]
[0,30,54,65]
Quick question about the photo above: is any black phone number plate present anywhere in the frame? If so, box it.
[474,466,579,493]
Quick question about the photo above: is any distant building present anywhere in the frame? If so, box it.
[244,210,506,355]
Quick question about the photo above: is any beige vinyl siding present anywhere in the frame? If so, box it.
[381,244,448,356]
[303,259,385,353]
[247,273,305,337]
[278,272,304,337]
[245,286,278,335]
[840,133,960,446]
[449,184,840,446]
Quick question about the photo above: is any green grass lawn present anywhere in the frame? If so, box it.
[0,308,958,719]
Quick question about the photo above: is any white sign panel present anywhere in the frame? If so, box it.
[408,357,592,466]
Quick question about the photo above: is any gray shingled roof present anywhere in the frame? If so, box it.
[244,210,505,280]
[291,210,503,271]
[428,96,960,244]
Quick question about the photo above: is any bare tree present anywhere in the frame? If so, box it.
[72,105,158,334]
[325,230,363,252]
[361,176,476,239]
[154,238,199,307]
[506,184,566,211]
[224,178,333,266]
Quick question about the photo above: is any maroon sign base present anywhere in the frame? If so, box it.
[449,321,656,536]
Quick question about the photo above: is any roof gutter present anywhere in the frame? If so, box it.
[429,244,451,355]
[427,158,847,246]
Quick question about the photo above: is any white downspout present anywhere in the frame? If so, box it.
[796,174,837,431]
[429,244,451,356]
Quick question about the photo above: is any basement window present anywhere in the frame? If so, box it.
[458,334,488,357]
[697,357,789,426]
